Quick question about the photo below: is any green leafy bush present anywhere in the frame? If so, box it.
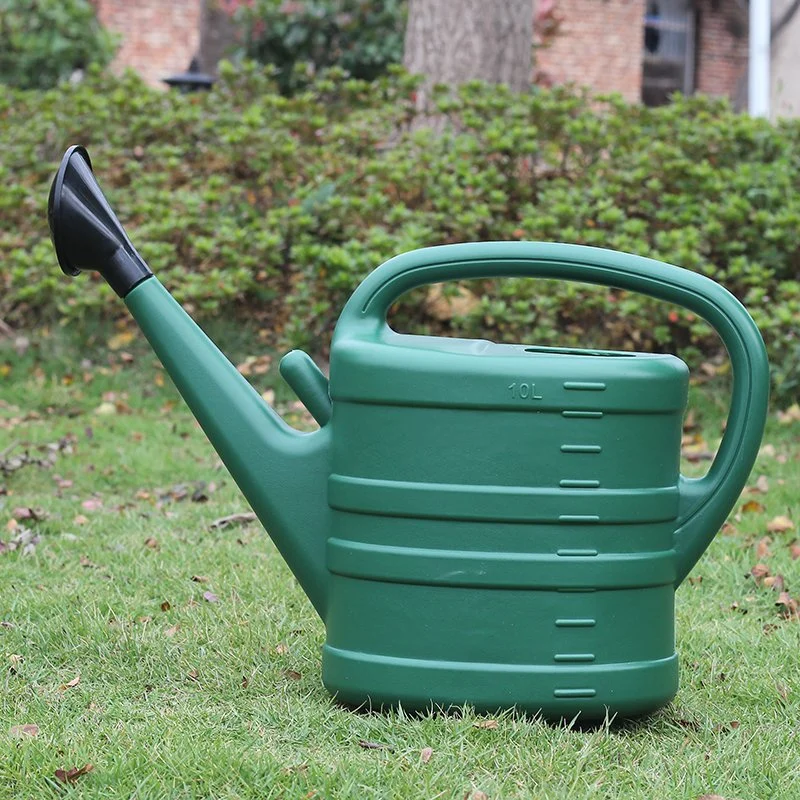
[1,63,799,399]
[0,0,117,90]
[223,0,406,94]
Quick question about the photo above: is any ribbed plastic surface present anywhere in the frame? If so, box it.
[324,338,686,718]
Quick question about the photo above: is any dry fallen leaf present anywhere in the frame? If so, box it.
[750,564,770,584]
[81,498,103,511]
[767,515,794,533]
[191,575,209,583]
[108,330,135,351]
[776,403,800,424]
[756,536,772,559]
[59,675,80,691]
[776,592,799,618]
[420,746,433,763]
[741,500,765,514]
[749,474,769,494]
[144,537,159,550]
[73,514,89,526]
[1,527,41,556]
[790,542,800,560]
[9,723,38,738]
[275,643,289,655]
[160,601,171,612]
[358,739,392,751]
[236,354,273,377]
[187,669,200,682]
[763,623,779,635]
[12,507,47,521]
[472,719,499,730]
[54,764,93,784]
[763,574,785,592]
[721,522,739,536]
[469,791,489,800]
[282,669,302,681]
[203,591,219,603]
[209,512,256,530]
[165,624,179,637]
[696,795,727,800]
[282,763,309,776]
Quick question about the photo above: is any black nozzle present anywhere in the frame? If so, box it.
[48,145,153,297]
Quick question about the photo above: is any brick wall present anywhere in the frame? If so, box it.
[694,0,748,105]
[91,0,751,107]
[535,0,646,102]
[93,0,202,88]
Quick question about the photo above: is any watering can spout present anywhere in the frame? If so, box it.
[48,146,332,619]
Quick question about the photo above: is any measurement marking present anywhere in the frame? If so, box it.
[558,514,600,523]
[559,479,600,489]
[554,653,596,663]
[563,381,606,391]
[556,548,598,557]
[555,619,596,627]
[554,688,597,698]
[562,410,603,418]
[560,444,602,453]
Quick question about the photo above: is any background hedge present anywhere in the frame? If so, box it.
[1,64,798,399]
[0,0,117,90]
[228,0,406,95]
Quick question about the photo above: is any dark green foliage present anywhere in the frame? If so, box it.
[226,0,406,94]
[0,0,117,90]
[1,64,799,399]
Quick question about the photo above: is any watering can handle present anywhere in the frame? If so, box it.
[336,241,769,586]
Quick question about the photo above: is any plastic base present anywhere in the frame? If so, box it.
[322,645,679,721]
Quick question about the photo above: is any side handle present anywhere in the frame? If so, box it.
[334,241,770,586]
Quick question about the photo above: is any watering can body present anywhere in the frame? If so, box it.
[48,147,770,720]
[320,244,767,718]
[324,329,686,718]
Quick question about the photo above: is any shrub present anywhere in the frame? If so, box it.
[0,0,117,90]
[0,64,798,400]
[223,0,407,94]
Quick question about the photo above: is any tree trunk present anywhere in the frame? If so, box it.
[403,0,534,110]
[198,0,239,76]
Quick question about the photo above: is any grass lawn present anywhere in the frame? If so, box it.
[1,325,799,800]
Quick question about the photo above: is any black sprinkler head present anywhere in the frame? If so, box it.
[48,145,152,297]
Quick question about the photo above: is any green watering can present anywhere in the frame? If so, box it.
[48,146,770,720]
